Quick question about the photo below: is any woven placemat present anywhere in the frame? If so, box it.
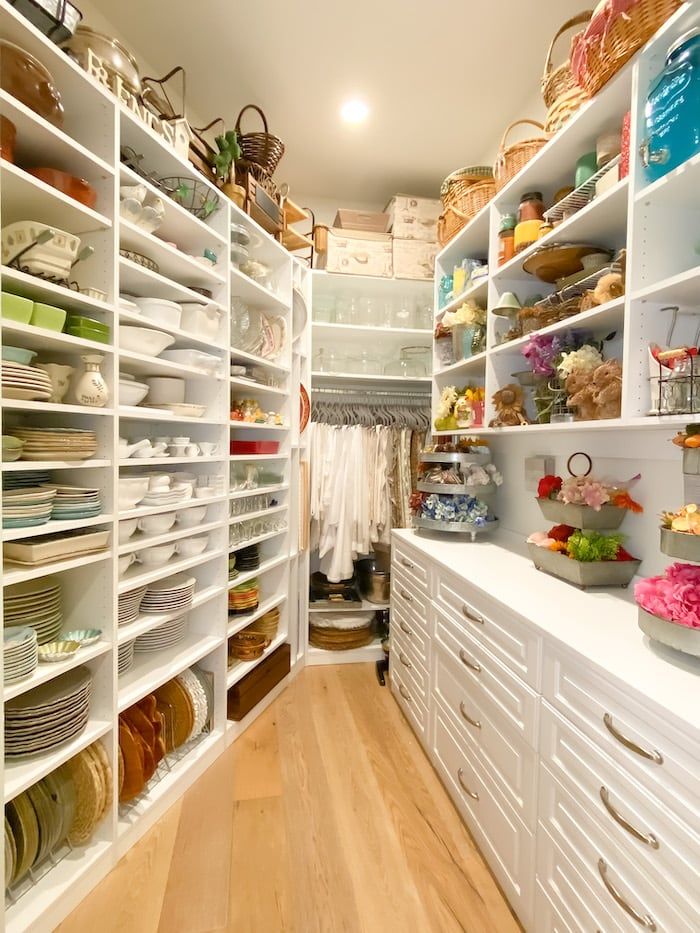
[63,749,103,845]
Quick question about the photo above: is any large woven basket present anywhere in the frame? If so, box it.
[235,104,285,177]
[545,86,590,134]
[542,11,593,107]
[572,0,681,98]
[494,120,548,192]
[437,167,495,247]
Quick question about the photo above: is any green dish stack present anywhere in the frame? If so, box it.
[64,315,110,344]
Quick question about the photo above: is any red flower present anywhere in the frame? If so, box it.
[615,546,638,562]
[547,524,575,543]
[537,475,563,499]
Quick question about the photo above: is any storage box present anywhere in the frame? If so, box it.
[230,439,280,455]
[319,228,393,278]
[392,238,438,281]
[385,194,440,242]
[227,642,291,720]
[333,209,390,234]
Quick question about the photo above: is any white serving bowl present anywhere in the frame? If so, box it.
[2,221,81,279]
[119,325,175,357]
[179,301,222,340]
[176,535,208,557]
[118,476,150,510]
[119,378,149,407]
[139,543,176,566]
[159,349,221,374]
[194,486,215,499]
[137,513,177,535]
[146,376,186,405]
[133,297,182,330]
[118,553,137,577]
[176,506,207,527]
[118,518,139,543]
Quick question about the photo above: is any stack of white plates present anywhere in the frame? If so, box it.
[118,641,135,675]
[118,586,146,626]
[2,486,57,529]
[4,577,63,645]
[5,666,91,757]
[3,470,51,490]
[2,362,53,401]
[140,484,192,507]
[11,427,98,461]
[4,627,38,684]
[134,615,188,653]
[45,484,103,520]
[139,573,195,613]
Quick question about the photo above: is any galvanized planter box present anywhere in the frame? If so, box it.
[536,497,626,530]
[659,527,700,562]
[638,608,700,657]
[527,543,640,589]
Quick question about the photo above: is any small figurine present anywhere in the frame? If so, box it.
[489,384,530,427]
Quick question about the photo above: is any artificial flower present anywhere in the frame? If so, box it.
[548,541,568,552]
[635,564,700,628]
[565,530,625,562]
[537,475,563,499]
[610,491,643,513]
[436,386,459,421]
[548,524,575,543]
[522,334,564,377]
[527,531,556,547]
[557,344,603,378]
[442,300,486,329]
[559,477,611,510]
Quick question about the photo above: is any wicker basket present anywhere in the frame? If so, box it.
[542,11,593,107]
[235,104,285,177]
[229,631,270,662]
[572,0,681,98]
[309,624,374,651]
[437,167,495,247]
[494,120,548,192]
[545,86,590,134]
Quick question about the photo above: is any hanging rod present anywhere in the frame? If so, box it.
[312,386,431,401]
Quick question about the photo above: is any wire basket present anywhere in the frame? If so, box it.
[157,176,220,220]
[494,120,548,192]
[235,105,285,177]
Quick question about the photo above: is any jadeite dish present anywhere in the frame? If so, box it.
[31,302,67,331]
[59,629,101,646]
[65,324,110,345]
[2,345,37,365]
[38,640,81,662]
[1,292,32,323]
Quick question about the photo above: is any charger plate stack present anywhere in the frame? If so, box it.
[11,427,98,461]
[134,615,188,652]
[229,578,259,614]
[139,573,195,613]
[2,361,52,401]
[46,484,102,520]
[4,626,39,684]
[118,585,146,626]
[2,486,57,529]
[309,610,375,650]
[246,605,280,640]
[4,576,63,645]
[5,666,91,757]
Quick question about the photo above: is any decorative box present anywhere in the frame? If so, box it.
[392,238,438,281]
[227,643,291,720]
[333,210,390,234]
[385,195,440,242]
[319,228,393,278]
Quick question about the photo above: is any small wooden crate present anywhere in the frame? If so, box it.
[227,642,291,721]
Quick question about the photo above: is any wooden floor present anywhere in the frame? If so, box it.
[58,664,519,933]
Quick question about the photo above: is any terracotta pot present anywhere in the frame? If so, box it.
[0,41,64,128]
[0,116,17,163]
[222,182,246,209]
[27,168,97,209]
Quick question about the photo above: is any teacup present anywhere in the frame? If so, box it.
[118,553,138,577]
[185,444,200,457]
[198,442,217,456]
[172,436,190,446]
[176,536,208,557]
[176,506,207,527]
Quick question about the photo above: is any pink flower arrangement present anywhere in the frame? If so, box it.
[635,563,700,629]
[559,476,611,510]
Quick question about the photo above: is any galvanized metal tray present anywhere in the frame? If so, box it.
[527,543,639,589]
[419,451,490,465]
[638,608,700,658]
[418,481,497,496]
[536,498,627,530]
[415,517,499,540]
[659,527,700,562]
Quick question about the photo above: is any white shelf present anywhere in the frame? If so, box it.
[228,553,289,589]
[230,346,290,373]
[311,371,431,389]
[229,453,286,461]
[436,202,491,269]
[635,151,700,207]
[117,548,220,593]
[229,421,289,431]
[312,270,433,298]
[307,639,385,666]
[226,593,287,637]
[119,257,227,308]
[1,319,114,356]
[0,266,116,316]
[119,455,226,468]
[118,584,223,645]
[118,307,227,354]
[631,265,700,307]
[3,642,110,703]
[2,459,111,471]
[3,513,113,542]
[226,632,287,687]
[118,518,224,555]
[120,220,226,289]
[3,549,111,588]
[312,322,431,339]
[230,265,290,311]
[436,279,489,318]
[1,399,113,416]
[229,504,287,525]
[118,494,227,521]
[119,347,222,380]
[229,527,287,551]
[434,350,488,378]
[230,483,288,500]
[229,376,289,396]
[118,406,218,425]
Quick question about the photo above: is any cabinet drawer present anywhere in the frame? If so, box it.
[539,765,697,933]
[435,566,540,688]
[391,601,430,667]
[390,625,429,705]
[431,699,535,927]
[435,607,539,747]
[540,702,700,917]
[392,539,429,590]
[543,643,700,823]
[391,567,429,629]
[390,663,428,743]
[433,643,538,827]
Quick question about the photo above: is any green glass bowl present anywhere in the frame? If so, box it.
[31,302,67,332]
[1,292,32,323]
[2,345,37,365]
[65,325,110,344]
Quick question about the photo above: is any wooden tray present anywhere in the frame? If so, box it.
[227,643,290,720]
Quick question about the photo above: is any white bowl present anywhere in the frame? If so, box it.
[119,325,175,358]
[139,543,177,566]
[133,297,182,330]
[118,476,150,510]
[176,506,207,527]
[159,349,221,374]
[119,378,149,407]
[137,513,177,535]
[179,302,222,340]
[194,486,215,499]
[118,518,139,543]
[176,536,208,557]
[118,553,137,577]
[146,376,186,405]
[2,221,81,279]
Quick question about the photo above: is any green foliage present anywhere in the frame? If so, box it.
[210,130,242,184]
[567,530,622,562]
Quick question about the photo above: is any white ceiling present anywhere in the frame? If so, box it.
[96,0,588,204]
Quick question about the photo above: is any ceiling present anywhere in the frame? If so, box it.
[96,0,589,204]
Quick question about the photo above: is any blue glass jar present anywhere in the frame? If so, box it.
[642,28,700,183]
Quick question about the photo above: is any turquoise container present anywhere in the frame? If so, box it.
[642,28,700,183]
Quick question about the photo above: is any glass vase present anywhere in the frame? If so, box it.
[533,375,564,425]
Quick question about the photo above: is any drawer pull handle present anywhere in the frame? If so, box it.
[400,589,413,603]
[597,858,656,930]
[461,604,484,624]
[459,701,481,729]
[599,787,659,849]
[399,620,412,636]
[401,558,415,569]
[399,652,412,670]
[398,684,411,702]
[457,768,479,800]
[603,714,663,765]
[459,649,481,673]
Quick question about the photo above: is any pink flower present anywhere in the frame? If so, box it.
[635,576,674,621]
[666,562,700,585]
[635,566,700,629]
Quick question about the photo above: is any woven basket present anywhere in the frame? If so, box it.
[437,167,495,247]
[309,624,374,651]
[542,11,594,107]
[572,0,681,98]
[235,104,285,177]
[494,120,548,192]
[545,85,590,134]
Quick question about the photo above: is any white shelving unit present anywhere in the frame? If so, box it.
[0,3,307,926]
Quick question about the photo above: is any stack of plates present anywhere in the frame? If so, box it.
[118,641,135,675]
[4,577,63,645]
[11,427,98,462]
[45,484,103,520]
[235,543,260,572]
[5,666,91,757]
[246,606,280,640]
[140,485,192,507]
[4,627,39,684]
[139,574,195,613]
[229,578,259,615]
[118,586,146,626]
[3,470,51,490]
[134,615,188,653]
[228,553,238,582]
[2,362,53,401]
[2,486,57,528]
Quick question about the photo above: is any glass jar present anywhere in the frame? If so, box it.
[642,28,700,183]
[400,346,430,375]
[518,191,544,223]
[498,214,516,266]
[355,349,381,375]
[314,296,336,322]
[435,335,454,368]
[393,297,415,329]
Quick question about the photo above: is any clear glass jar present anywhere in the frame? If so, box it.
[384,346,429,377]
[393,296,415,329]
[356,350,381,374]
[313,296,336,322]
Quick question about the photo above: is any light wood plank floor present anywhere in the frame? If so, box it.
[58,664,520,933]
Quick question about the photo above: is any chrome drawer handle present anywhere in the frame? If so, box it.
[401,557,415,569]
[603,714,663,765]
[399,652,412,670]
[399,589,413,602]
[461,604,484,624]
[459,649,481,673]
[597,858,656,930]
[399,620,412,636]
[459,701,481,729]
[599,787,659,849]
[398,684,411,702]
[457,768,479,800]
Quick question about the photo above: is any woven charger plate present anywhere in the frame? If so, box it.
[7,791,39,884]
[154,680,194,748]
[63,748,105,845]
[5,816,16,888]
[87,741,113,824]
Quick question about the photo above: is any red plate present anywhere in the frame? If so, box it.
[300,383,310,433]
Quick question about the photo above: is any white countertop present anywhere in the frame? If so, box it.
[393,528,700,733]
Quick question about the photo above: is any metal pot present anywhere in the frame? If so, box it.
[356,558,390,604]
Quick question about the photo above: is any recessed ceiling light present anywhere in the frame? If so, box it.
[340,99,369,124]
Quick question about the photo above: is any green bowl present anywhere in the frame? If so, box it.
[66,314,109,333]
[2,436,23,462]
[31,302,67,332]
[2,345,37,365]
[1,292,32,323]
